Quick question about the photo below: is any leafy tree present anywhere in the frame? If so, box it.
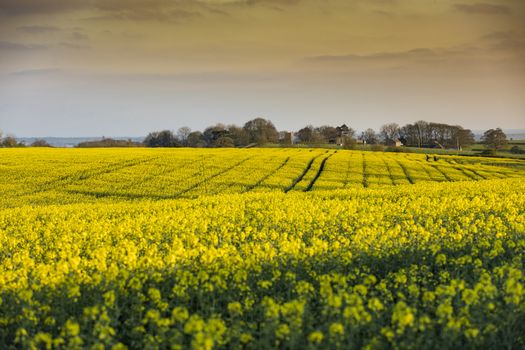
[144,130,180,147]
[214,136,235,148]
[187,131,206,147]
[295,125,327,144]
[1,134,23,147]
[243,118,279,145]
[31,139,53,147]
[77,139,140,148]
[203,124,228,146]
[336,124,356,139]
[227,125,250,147]
[296,125,315,143]
[482,128,508,150]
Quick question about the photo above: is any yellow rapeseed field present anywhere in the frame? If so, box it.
[0,148,524,349]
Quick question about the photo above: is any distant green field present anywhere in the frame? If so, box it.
[269,140,525,159]
[377,141,525,159]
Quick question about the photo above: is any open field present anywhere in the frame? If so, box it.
[1,148,524,207]
[1,148,525,349]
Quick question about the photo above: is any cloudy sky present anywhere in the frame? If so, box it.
[0,0,524,136]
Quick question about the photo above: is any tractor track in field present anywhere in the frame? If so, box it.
[464,166,488,180]
[395,159,415,184]
[244,157,290,193]
[284,154,322,193]
[203,158,257,196]
[175,156,253,197]
[115,155,208,193]
[362,153,369,188]
[444,159,478,180]
[342,153,354,187]
[430,164,453,182]
[29,156,160,196]
[382,158,396,185]
[416,160,440,182]
[76,155,217,199]
[305,152,335,192]
[64,188,174,201]
[454,166,478,180]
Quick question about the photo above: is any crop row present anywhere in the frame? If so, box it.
[0,148,523,208]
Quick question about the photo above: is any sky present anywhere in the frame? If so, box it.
[0,0,524,137]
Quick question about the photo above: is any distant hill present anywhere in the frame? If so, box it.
[473,129,525,141]
[507,133,525,141]
[77,138,144,148]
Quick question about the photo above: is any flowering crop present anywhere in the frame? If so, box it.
[0,148,524,349]
[1,148,522,207]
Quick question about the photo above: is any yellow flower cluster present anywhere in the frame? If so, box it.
[0,148,524,348]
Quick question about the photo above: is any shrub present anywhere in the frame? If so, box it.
[31,139,53,147]
[370,144,384,152]
[481,149,497,156]
[214,136,235,148]
[385,146,412,153]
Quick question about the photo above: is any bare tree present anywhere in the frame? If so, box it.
[316,125,338,143]
[360,128,378,144]
[414,120,428,148]
[379,123,400,143]
[177,127,192,146]
[453,128,475,150]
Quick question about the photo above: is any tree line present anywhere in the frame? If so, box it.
[144,118,280,148]
[142,118,508,151]
[0,121,510,151]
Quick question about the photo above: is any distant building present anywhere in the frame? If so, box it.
[386,139,403,147]
[336,124,352,137]
[335,124,353,146]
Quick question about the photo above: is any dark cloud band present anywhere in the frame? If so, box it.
[454,2,510,15]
